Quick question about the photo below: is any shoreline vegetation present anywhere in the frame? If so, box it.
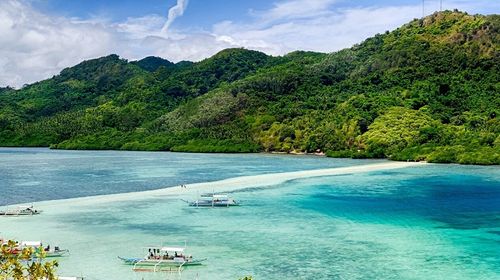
[0,11,498,165]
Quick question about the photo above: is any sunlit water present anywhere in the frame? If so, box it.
[0,148,499,279]
[0,148,368,206]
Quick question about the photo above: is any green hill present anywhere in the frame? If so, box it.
[131,56,175,72]
[0,11,498,164]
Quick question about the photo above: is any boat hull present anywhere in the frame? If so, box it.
[188,201,239,207]
[118,256,204,267]
[45,249,70,258]
[0,211,42,216]
[189,203,238,207]
[30,249,69,259]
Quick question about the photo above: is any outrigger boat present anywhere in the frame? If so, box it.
[18,241,69,258]
[0,205,42,216]
[186,193,239,207]
[118,244,205,272]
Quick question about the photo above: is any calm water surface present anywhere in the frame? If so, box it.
[0,148,499,279]
[0,148,367,206]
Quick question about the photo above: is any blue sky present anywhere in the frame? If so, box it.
[30,0,498,25]
[1,0,499,87]
[32,0,273,27]
[31,0,497,30]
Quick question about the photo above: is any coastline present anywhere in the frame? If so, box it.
[7,161,424,209]
[1,146,496,165]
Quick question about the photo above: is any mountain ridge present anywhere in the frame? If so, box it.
[0,11,498,164]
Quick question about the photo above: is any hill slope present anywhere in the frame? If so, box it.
[0,11,498,164]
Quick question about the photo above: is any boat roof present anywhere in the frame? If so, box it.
[161,247,185,252]
[21,241,42,246]
[144,246,186,252]
[201,194,228,198]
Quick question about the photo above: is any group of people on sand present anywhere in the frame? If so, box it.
[180,184,187,188]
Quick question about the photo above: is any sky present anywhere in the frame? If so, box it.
[1,0,499,87]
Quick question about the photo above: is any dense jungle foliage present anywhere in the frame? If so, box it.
[0,11,498,164]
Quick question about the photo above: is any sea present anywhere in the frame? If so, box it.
[0,148,499,279]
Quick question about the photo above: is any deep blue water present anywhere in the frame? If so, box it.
[0,147,372,206]
[301,167,500,231]
[0,148,499,279]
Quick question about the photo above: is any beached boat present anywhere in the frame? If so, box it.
[19,241,69,258]
[186,193,239,207]
[0,205,42,216]
[118,244,205,272]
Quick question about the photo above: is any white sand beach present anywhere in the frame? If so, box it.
[3,159,499,280]
[23,161,424,209]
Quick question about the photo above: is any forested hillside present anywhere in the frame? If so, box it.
[0,11,498,164]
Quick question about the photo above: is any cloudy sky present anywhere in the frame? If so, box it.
[1,0,499,87]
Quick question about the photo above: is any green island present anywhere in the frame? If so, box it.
[0,11,498,165]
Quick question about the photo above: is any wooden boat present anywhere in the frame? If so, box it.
[118,244,205,272]
[186,193,239,207]
[19,241,69,258]
[0,205,42,216]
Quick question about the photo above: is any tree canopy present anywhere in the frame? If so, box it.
[0,11,498,164]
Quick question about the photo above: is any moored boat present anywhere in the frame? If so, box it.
[118,244,205,272]
[187,193,239,207]
[0,205,42,216]
[19,241,69,258]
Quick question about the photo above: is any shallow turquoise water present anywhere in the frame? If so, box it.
[0,148,369,206]
[0,149,499,279]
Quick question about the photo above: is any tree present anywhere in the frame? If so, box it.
[0,240,58,280]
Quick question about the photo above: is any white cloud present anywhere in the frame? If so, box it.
[128,34,238,63]
[0,0,116,87]
[212,5,418,55]
[161,0,189,35]
[0,0,234,87]
[0,0,499,87]
[114,15,165,39]
[211,0,500,56]
[254,0,337,22]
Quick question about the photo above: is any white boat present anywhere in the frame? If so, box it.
[20,241,69,258]
[118,244,205,272]
[187,193,239,207]
[0,205,42,216]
